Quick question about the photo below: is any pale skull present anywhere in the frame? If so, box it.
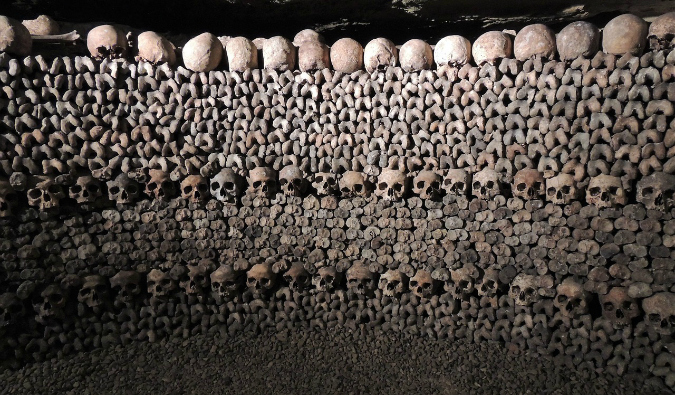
[136,31,176,65]
[283,263,311,291]
[636,172,675,211]
[472,168,501,200]
[145,169,177,200]
[339,171,370,198]
[210,265,242,303]
[210,168,244,203]
[472,31,513,65]
[546,174,578,205]
[147,269,176,300]
[107,173,140,204]
[346,262,375,296]
[247,262,276,296]
[87,25,128,60]
[434,35,472,67]
[399,39,433,72]
[410,269,437,299]
[413,171,442,200]
[553,278,589,317]
[0,293,24,328]
[600,287,640,328]
[312,172,338,196]
[182,32,222,72]
[649,12,675,50]
[248,167,278,198]
[443,169,470,196]
[363,38,398,73]
[181,175,210,203]
[27,176,65,210]
[379,269,407,298]
[376,169,409,202]
[33,285,67,325]
[509,274,539,306]
[312,267,341,293]
[110,270,142,304]
[0,16,32,57]
[513,24,557,60]
[69,175,103,204]
[513,169,545,200]
[279,165,308,197]
[643,292,675,336]
[587,175,626,208]
[78,275,109,309]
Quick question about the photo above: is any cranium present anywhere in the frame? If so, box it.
[363,38,398,73]
[413,171,442,200]
[339,171,371,197]
[0,180,18,217]
[556,21,601,61]
[69,175,103,204]
[553,278,589,317]
[442,169,470,196]
[513,24,556,60]
[546,174,578,205]
[410,269,437,299]
[279,165,308,197]
[263,36,296,71]
[182,32,223,72]
[330,38,363,73]
[107,173,140,204]
[0,16,32,57]
[27,176,65,210]
[602,14,648,56]
[210,265,242,303]
[298,41,330,72]
[210,168,244,203]
[226,36,258,72]
[399,39,433,72]
[0,293,24,328]
[77,275,109,309]
[145,169,177,200]
[146,269,176,300]
[376,169,409,202]
[176,263,210,296]
[472,168,501,200]
[247,167,278,198]
[636,172,675,211]
[86,25,128,60]
[33,285,67,325]
[434,35,472,67]
[649,12,675,50]
[181,175,210,203]
[447,265,481,299]
[512,169,545,200]
[509,274,539,306]
[346,262,375,296]
[312,172,338,196]
[136,31,176,65]
[247,262,276,297]
[477,268,500,298]
[600,287,640,328]
[110,270,142,305]
[292,29,324,47]
[312,267,341,293]
[379,269,407,298]
[472,31,513,65]
[283,263,311,291]
[643,292,675,336]
[586,175,627,208]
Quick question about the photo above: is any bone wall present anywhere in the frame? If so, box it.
[1,47,675,387]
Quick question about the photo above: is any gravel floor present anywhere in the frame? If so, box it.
[0,327,672,395]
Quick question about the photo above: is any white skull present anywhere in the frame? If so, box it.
[136,31,176,65]
[363,38,398,73]
[69,175,103,204]
[600,287,640,328]
[410,269,437,299]
[434,35,472,67]
[376,169,409,202]
[586,175,627,208]
[107,173,140,204]
[78,275,109,309]
[509,274,539,306]
[312,267,341,293]
[553,278,589,317]
[442,169,470,196]
[312,172,338,196]
[248,167,278,198]
[379,269,407,298]
[513,169,545,200]
[636,172,675,211]
[110,270,142,304]
[643,292,675,336]
[339,171,371,198]
[413,171,442,200]
[27,176,65,210]
[145,169,177,200]
[87,25,128,60]
[210,168,244,203]
[181,175,210,203]
[279,165,308,197]
[147,269,176,300]
[513,24,556,60]
[182,32,223,72]
[546,174,578,205]
[472,168,501,200]
[399,39,433,72]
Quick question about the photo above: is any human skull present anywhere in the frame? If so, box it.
[0,293,24,328]
[376,169,409,202]
[33,285,67,325]
[410,269,437,299]
[226,36,258,72]
[602,14,649,56]
[447,265,480,299]
[312,172,338,196]
[649,12,675,50]
[339,171,371,198]
[513,169,545,200]
[643,292,675,336]
[69,175,103,204]
[442,169,470,196]
[136,31,176,65]
[0,16,32,57]
[210,265,242,303]
[312,267,341,293]
[513,24,556,60]
[636,172,675,211]
[27,176,65,210]
[87,25,128,60]
[145,169,177,200]
[553,278,589,317]
[182,32,223,72]
[110,271,142,305]
[248,167,278,198]
[263,36,296,71]
[413,171,442,200]
[399,39,433,72]
[477,268,500,298]
[146,269,176,300]
[556,21,601,61]
[363,38,398,73]
[210,168,244,203]
[586,175,627,208]
[0,180,18,217]
[330,38,363,73]
[247,262,276,297]
[346,262,375,296]
[181,175,210,203]
[472,31,513,65]
[107,173,140,204]
[434,35,472,67]
[546,174,578,205]
[472,168,501,200]
[298,41,330,72]
[509,274,539,306]
[179,263,210,296]
[279,165,308,197]
[293,29,324,46]
[283,263,311,291]
[600,287,640,328]
[77,275,109,309]
[379,269,407,298]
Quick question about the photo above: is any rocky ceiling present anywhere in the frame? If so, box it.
[5,0,675,43]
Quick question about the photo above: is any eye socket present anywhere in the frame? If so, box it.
[486,181,494,189]
[547,187,556,196]
[416,181,425,189]
[183,186,193,193]
[642,187,654,195]
[327,178,336,185]
[109,186,120,195]
[71,185,82,193]
[603,302,614,311]
[127,185,138,194]
[260,278,270,286]
[224,182,234,190]
[394,184,403,192]
[561,186,570,194]
[378,182,387,190]
[589,187,601,197]
[147,182,157,191]
[49,294,63,303]
[517,183,527,191]
[198,183,208,192]
[455,182,464,190]
[88,184,100,193]
[431,181,440,189]
[253,181,261,188]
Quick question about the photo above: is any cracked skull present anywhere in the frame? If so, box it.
[600,287,640,328]
[312,172,338,196]
[554,278,589,317]
[146,269,176,300]
[210,168,244,203]
[346,262,375,296]
[283,263,311,291]
[27,176,65,210]
[110,270,142,305]
[509,274,539,306]
[643,292,675,336]
[546,174,578,205]
[145,169,177,200]
[379,269,407,298]
[247,262,276,296]
[107,173,140,204]
[87,25,128,60]
[279,165,308,197]
[339,171,370,198]
[210,265,242,303]
[78,275,109,309]
[472,168,501,200]
[587,175,626,208]
[248,167,278,198]
[181,175,210,203]
[376,169,408,202]
[513,169,545,200]
[312,267,341,293]
[637,172,675,211]
[413,171,442,200]
[443,169,470,196]
[69,175,103,204]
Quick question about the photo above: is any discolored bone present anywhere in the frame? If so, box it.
[312,172,338,196]
[472,168,501,199]
[636,172,675,211]
[87,25,127,60]
[448,264,481,299]
[330,38,363,73]
[145,169,177,200]
[553,278,589,317]
[379,269,407,298]
[376,169,409,202]
[181,175,210,203]
[472,31,512,65]
[77,275,109,309]
[312,266,341,293]
[0,16,32,56]
[363,38,398,73]
[210,265,242,303]
[146,269,176,300]
[586,174,627,208]
[210,168,244,203]
[136,31,176,65]
[298,41,330,72]
[32,284,67,325]
[292,29,324,47]
[512,168,545,200]
[545,173,578,205]
[509,274,539,307]
[110,270,142,305]
[477,268,500,298]
[179,263,211,296]
[263,36,296,71]
[600,287,640,328]
[442,169,470,196]
[107,173,140,204]
[434,35,471,68]
[413,170,442,200]
[279,165,308,197]
[410,269,437,299]
[513,24,556,61]
[0,180,18,217]
[69,174,103,204]
[0,293,25,328]
[602,14,648,56]
[283,263,311,291]
[182,32,222,72]
[399,39,433,72]
[248,167,278,198]
[226,37,258,72]
[247,262,276,297]
[339,171,371,198]
[27,176,65,210]
[643,292,675,336]
[22,15,59,36]
[346,262,375,296]
[648,12,675,50]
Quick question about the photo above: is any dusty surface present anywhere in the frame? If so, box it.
[0,327,671,395]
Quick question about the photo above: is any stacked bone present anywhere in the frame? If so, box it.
[2,11,675,389]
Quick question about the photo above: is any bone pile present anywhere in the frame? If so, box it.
[1,11,675,389]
